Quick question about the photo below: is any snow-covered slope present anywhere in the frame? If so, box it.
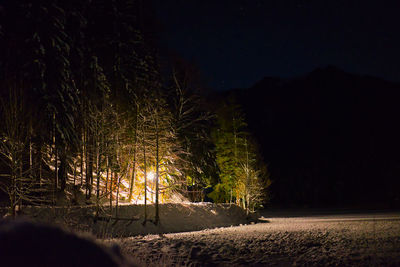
[17,203,255,237]
[93,203,255,237]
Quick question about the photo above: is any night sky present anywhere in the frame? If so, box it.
[154,0,400,91]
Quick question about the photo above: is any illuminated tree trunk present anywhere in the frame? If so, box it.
[80,129,84,186]
[29,122,33,182]
[128,104,139,202]
[85,128,89,198]
[86,129,94,200]
[73,159,77,185]
[58,150,67,192]
[245,139,250,214]
[116,173,120,217]
[89,136,96,199]
[155,116,160,225]
[109,170,113,214]
[115,132,121,218]
[10,150,17,218]
[38,141,43,186]
[95,124,101,201]
[232,113,238,205]
[142,119,147,225]
[128,163,136,202]
[53,113,58,195]
[95,132,101,219]
[105,155,109,194]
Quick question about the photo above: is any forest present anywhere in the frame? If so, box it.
[2,2,400,266]
[0,0,270,221]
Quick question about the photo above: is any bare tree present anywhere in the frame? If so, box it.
[0,88,51,217]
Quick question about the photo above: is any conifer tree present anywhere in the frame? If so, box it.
[211,96,270,210]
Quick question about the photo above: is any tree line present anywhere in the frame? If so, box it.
[0,0,270,221]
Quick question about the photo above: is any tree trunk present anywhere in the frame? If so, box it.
[86,132,93,200]
[54,113,58,193]
[85,129,89,198]
[96,136,101,201]
[18,151,23,210]
[10,158,16,219]
[128,163,136,202]
[81,129,84,186]
[58,151,67,192]
[116,173,120,218]
[90,136,96,197]
[128,110,138,202]
[128,131,137,202]
[109,168,113,215]
[142,121,147,225]
[105,155,109,194]
[73,159,77,186]
[29,122,33,181]
[36,140,43,186]
[155,117,159,225]
[39,142,42,186]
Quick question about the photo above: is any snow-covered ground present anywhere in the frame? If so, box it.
[14,203,255,237]
[109,211,400,266]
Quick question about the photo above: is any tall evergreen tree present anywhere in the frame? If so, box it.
[211,96,270,210]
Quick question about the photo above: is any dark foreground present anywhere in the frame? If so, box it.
[110,211,400,266]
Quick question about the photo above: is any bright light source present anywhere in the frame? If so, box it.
[147,171,155,181]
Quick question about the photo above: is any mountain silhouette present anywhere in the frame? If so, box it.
[231,66,400,208]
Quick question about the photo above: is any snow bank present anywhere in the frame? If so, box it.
[94,203,255,237]
[16,203,256,237]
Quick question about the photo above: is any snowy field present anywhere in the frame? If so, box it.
[110,211,400,266]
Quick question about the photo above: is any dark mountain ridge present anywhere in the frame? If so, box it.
[231,66,400,208]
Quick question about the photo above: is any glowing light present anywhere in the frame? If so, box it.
[147,171,155,181]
